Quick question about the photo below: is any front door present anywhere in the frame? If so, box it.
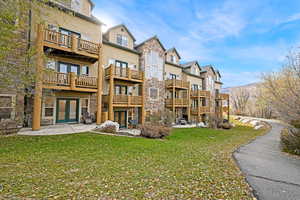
[56,99,79,123]
[114,111,127,128]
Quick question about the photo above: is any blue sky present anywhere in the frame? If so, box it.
[93,0,300,87]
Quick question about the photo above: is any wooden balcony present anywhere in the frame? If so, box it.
[165,98,189,107]
[190,90,210,98]
[43,71,98,92]
[104,65,144,83]
[43,28,100,60]
[103,95,142,107]
[190,106,210,115]
[165,79,189,89]
[216,93,229,100]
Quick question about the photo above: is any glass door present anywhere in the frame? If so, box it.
[56,99,79,123]
[114,111,127,128]
[115,60,128,77]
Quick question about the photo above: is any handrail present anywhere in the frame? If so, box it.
[78,38,99,54]
[43,71,97,89]
[165,79,189,88]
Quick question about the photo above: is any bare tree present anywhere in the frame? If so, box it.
[0,0,67,93]
[230,88,250,115]
[261,50,300,123]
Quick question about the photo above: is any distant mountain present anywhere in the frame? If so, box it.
[222,82,261,93]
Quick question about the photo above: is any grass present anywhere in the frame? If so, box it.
[0,123,267,199]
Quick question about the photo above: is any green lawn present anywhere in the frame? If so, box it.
[0,124,267,199]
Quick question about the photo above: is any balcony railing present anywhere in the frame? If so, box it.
[216,93,229,100]
[43,29,99,56]
[190,90,210,98]
[165,98,189,107]
[43,71,97,89]
[103,95,142,106]
[105,65,144,82]
[165,79,189,89]
[191,106,210,115]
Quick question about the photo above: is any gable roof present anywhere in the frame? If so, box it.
[202,65,217,75]
[104,24,136,42]
[181,60,200,70]
[135,35,166,51]
[166,47,181,59]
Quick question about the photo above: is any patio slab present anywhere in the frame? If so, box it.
[18,123,97,136]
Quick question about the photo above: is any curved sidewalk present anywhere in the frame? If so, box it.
[233,121,300,200]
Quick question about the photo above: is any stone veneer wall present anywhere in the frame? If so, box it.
[136,39,166,114]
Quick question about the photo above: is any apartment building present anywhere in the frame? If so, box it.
[0,0,228,130]
[102,25,145,128]
[27,0,103,130]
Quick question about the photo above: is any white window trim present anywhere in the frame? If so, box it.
[0,94,16,120]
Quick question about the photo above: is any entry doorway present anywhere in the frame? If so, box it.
[114,111,127,128]
[56,98,79,123]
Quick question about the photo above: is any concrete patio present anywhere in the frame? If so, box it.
[18,123,97,136]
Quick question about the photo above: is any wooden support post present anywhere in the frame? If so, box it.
[198,96,201,123]
[187,83,191,122]
[70,72,76,90]
[32,24,44,131]
[172,85,175,121]
[71,34,78,52]
[96,44,103,125]
[127,68,132,79]
[227,98,230,122]
[141,74,145,124]
[108,65,114,120]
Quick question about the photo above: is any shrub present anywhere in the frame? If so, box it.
[291,120,300,129]
[147,109,175,126]
[208,115,223,129]
[280,128,300,156]
[140,123,172,139]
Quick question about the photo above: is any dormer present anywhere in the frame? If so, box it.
[165,48,181,64]
[181,61,201,76]
[52,0,94,17]
[103,24,136,50]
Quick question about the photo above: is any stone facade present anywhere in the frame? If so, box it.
[136,38,166,114]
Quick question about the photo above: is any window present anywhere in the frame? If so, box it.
[0,95,14,119]
[191,99,198,108]
[116,34,128,47]
[192,84,199,91]
[149,88,158,100]
[81,66,89,76]
[43,97,54,117]
[145,50,163,80]
[170,55,176,63]
[169,73,177,80]
[58,62,80,75]
[115,85,128,95]
[81,99,89,115]
[47,60,56,70]
[71,0,81,12]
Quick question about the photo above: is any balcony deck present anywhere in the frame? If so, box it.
[43,71,98,92]
[43,29,100,60]
[165,79,189,89]
[190,90,210,98]
[104,65,144,83]
[190,106,210,115]
[165,98,189,107]
[216,93,229,100]
[103,95,142,107]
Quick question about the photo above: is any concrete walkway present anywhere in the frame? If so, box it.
[18,123,97,135]
[234,120,300,200]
